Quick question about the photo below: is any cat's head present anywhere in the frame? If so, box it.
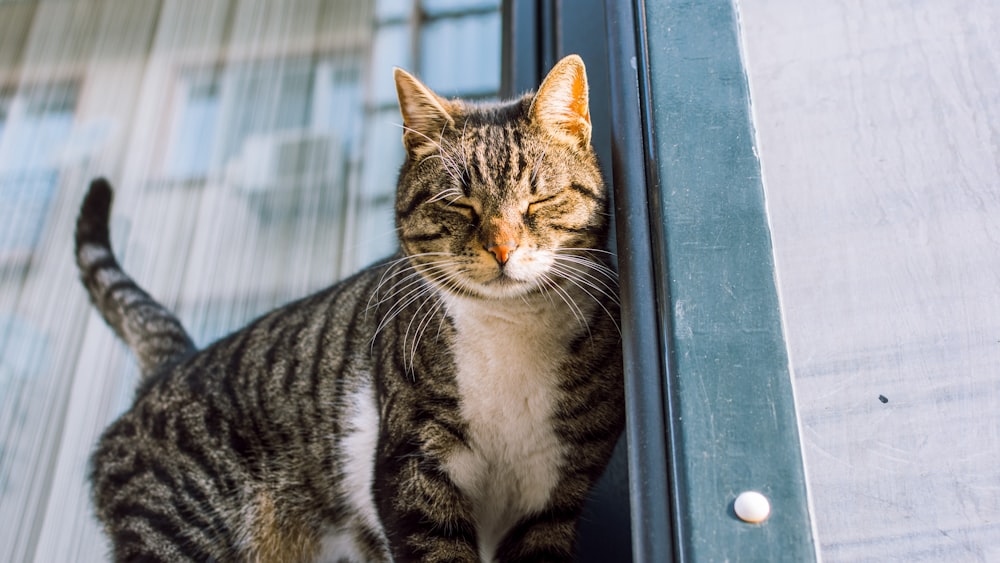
[393,55,609,300]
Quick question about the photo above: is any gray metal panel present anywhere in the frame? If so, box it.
[636,0,817,560]
[603,1,676,561]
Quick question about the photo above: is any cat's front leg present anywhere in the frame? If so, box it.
[374,421,479,562]
[492,502,583,563]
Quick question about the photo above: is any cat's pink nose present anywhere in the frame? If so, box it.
[487,241,517,265]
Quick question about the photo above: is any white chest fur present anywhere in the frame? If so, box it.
[441,292,590,562]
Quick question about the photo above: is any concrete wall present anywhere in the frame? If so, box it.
[739,1,1000,560]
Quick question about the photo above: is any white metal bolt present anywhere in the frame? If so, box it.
[734,491,771,523]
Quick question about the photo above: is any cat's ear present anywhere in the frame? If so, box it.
[394,68,456,158]
[529,54,592,147]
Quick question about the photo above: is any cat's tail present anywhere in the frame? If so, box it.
[75,178,196,377]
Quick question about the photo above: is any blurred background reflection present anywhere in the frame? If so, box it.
[0,1,500,560]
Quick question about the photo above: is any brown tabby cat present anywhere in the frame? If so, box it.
[76,54,623,562]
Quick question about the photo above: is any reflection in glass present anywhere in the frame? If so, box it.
[0,1,501,560]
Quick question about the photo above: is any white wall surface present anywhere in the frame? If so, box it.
[739,1,1000,560]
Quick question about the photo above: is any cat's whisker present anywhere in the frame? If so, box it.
[548,264,622,336]
[423,154,463,186]
[371,258,465,354]
[377,253,453,280]
[427,186,464,204]
[406,292,449,377]
[459,118,472,185]
[429,146,470,188]
[371,279,436,350]
[549,274,617,320]
[551,247,618,263]
[373,259,455,306]
[518,292,532,307]
[556,247,615,256]
[374,290,434,357]
[528,277,558,307]
[539,272,591,338]
[375,269,441,323]
[530,137,553,185]
[371,252,447,290]
[552,249,620,278]
[549,258,621,306]
[367,254,452,313]
[549,255,621,299]
[371,273,427,316]
[550,252,615,274]
[418,261,476,299]
[548,261,620,308]
[370,255,419,298]
[399,266,470,375]
[402,291,439,377]
[394,122,445,153]
[421,266,468,299]
[434,126,472,190]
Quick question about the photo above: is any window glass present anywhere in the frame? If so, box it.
[420,11,501,97]
[0,83,76,173]
[371,23,413,106]
[423,0,500,16]
[376,0,411,21]
[0,90,9,144]
[0,83,77,266]
[0,1,502,561]
[164,72,219,179]
[165,58,364,182]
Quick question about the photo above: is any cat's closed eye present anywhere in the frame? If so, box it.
[446,200,478,220]
[526,194,560,216]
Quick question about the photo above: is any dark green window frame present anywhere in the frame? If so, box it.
[502,1,818,561]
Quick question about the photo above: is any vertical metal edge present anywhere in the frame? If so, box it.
[630,1,691,559]
[636,0,817,561]
[730,2,822,560]
[603,1,676,562]
[539,0,558,75]
[500,0,538,97]
[500,0,561,98]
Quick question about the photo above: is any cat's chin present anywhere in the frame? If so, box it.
[449,273,542,301]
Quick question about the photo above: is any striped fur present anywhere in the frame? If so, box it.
[80,55,623,562]
[76,178,196,376]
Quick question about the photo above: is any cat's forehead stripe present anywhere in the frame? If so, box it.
[458,121,535,192]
